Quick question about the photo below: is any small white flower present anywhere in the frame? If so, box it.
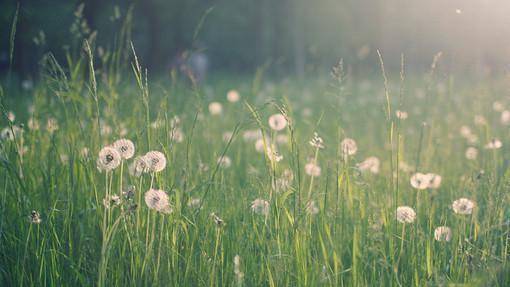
[396,206,416,223]
[410,173,429,190]
[268,113,287,131]
[265,145,283,163]
[112,139,135,159]
[452,198,475,215]
[251,199,270,215]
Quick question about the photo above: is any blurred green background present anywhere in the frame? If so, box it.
[2,0,510,80]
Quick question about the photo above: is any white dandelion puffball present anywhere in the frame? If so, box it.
[227,90,240,103]
[396,110,408,120]
[305,162,321,177]
[396,206,416,223]
[434,226,452,242]
[129,156,150,177]
[97,146,121,172]
[265,145,283,163]
[217,156,232,168]
[112,139,135,159]
[501,110,510,125]
[459,126,472,138]
[484,138,502,150]
[493,101,504,112]
[208,102,223,116]
[1,126,23,141]
[425,173,442,189]
[465,147,478,160]
[251,199,270,216]
[145,151,167,172]
[243,129,263,142]
[268,113,287,131]
[357,157,380,174]
[410,173,429,190]
[340,138,358,157]
[452,198,475,215]
[144,188,170,212]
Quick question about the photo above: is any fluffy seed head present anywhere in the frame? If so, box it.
[112,139,135,159]
[396,206,416,223]
[227,90,240,103]
[145,151,167,172]
[208,102,223,116]
[144,189,170,212]
[268,114,287,131]
[97,146,121,172]
[340,138,357,157]
[452,198,475,215]
[251,199,270,215]
[434,226,452,242]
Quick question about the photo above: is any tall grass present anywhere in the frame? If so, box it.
[1,8,510,287]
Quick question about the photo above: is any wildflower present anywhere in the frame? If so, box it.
[396,110,408,120]
[227,90,240,103]
[340,138,357,157]
[452,198,475,215]
[46,117,59,134]
[1,126,23,141]
[485,138,502,150]
[501,111,510,125]
[426,173,442,189]
[396,206,416,223]
[459,126,472,138]
[465,147,478,160]
[103,194,121,208]
[7,111,15,122]
[217,155,232,168]
[145,151,167,172]
[265,145,283,163]
[268,113,287,131]
[112,139,135,159]
[210,212,224,226]
[144,189,170,212]
[129,156,150,176]
[305,161,321,177]
[122,185,136,200]
[434,226,452,242]
[251,199,270,215]
[309,132,325,149]
[97,146,121,172]
[170,128,184,143]
[208,102,223,116]
[305,200,319,215]
[410,173,430,190]
[357,157,380,174]
[29,210,42,224]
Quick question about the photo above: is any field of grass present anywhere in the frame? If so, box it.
[1,49,510,286]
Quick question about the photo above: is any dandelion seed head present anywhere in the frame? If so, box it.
[396,110,408,120]
[340,138,357,157]
[145,151,167,172]
[305,161,321,177]
[465,147,478,160]
[268,113,287,131]
[452,198,475,215]
[357,156,380,174]
[144,188,170,212]
[485,138,502,150]
[129,156,150,176]
[208,102,223,116]
[112,138,135,159]
[97,146,121,172]
[396,206,416,223]
[227,90,240,103]
[217,155,232,168]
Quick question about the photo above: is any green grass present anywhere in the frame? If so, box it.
[0,45,509,286]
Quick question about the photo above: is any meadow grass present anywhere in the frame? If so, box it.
[0,42,510,287]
